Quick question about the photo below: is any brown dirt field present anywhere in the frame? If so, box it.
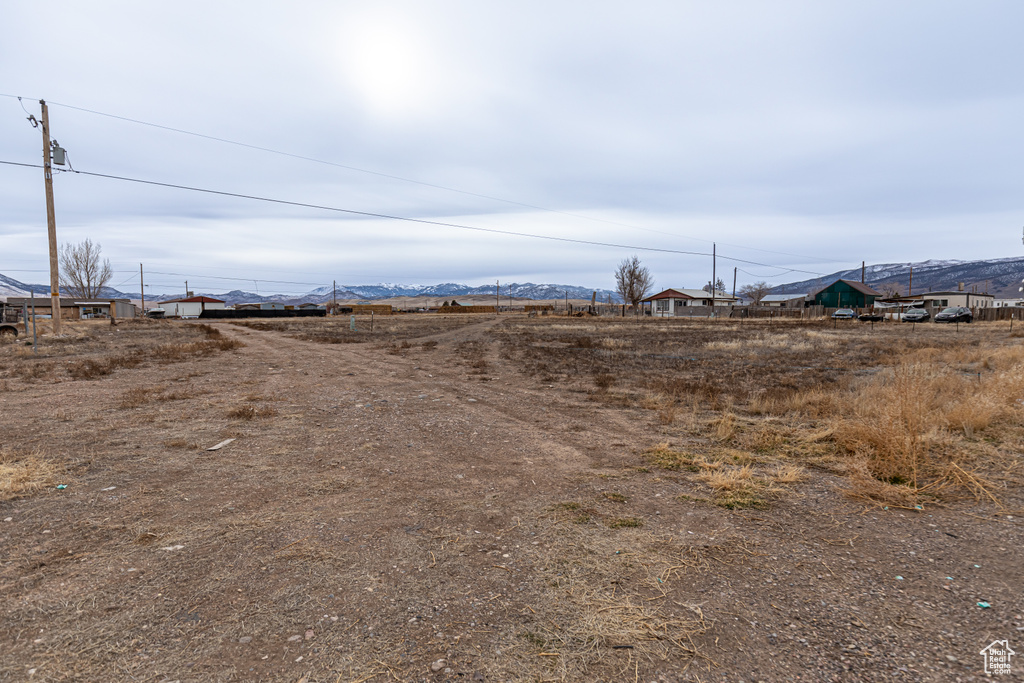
[1,315,1022,682]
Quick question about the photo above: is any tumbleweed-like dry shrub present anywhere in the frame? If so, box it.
[0,447,59,500]
[833,345,1024,498]
[711,412,737,441]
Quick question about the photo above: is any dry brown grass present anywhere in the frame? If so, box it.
[645,443,702,471]
[10,323,247,381]
[711,412,737,441]
[512,523,713,679]
[227,404,278,420]
[747,385,840,417]
[498,317,1022,508]
[0,447,59,500]
[832,346,1024,500]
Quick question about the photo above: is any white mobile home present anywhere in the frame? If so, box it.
[158,296,227,318]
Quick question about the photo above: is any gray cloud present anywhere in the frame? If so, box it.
[2,1,1023,294]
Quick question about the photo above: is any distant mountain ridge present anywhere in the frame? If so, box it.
[0,273,621,304]
[5,256,1021,304]
[771,257,1024,298]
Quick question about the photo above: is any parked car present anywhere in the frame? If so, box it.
[934,306,973,323]
[858,312,884,322]
[902,308,930,323]
[831,308,857,319]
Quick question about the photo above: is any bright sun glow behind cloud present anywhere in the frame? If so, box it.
[339,16,441,119]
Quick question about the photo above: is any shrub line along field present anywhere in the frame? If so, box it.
[1,315,1022,681]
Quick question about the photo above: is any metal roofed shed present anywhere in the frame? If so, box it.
[759,294,808,307]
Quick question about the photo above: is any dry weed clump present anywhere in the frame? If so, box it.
[696,465,776,509]
[744,425,786,453]
[747,385,840,417]
[519,558,708,678]
[834,345,1024,500]
[120,385,199,409]
[645,443,701,471]
[711,412,737,441]
[0,447,59,500]
[657,402,678,425]
[645,443,799,509]
[227,404,278,420]
[607,517,644,528]
[549,501,593,524]
[119,386,158,409]
[14,360,57,381]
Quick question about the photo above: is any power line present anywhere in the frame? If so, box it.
[143,270,325,287]
[736,267,801,279]
[0,93,843,265]
[110,273,139,288]
[0,158,831,276]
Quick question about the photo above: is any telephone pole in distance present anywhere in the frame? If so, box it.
[40,100,62,335]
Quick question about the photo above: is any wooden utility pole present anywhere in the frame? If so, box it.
[29,290,37,353]
[732,267,737,297]
[908,267,913,296]
[861,261,865,284]
[140,263,145,317]
[496,280,500,313]
[333,280,337,315]
[711,243,716,314]
[40,100,62,335]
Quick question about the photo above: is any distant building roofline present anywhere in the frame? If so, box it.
[158,296,226,304]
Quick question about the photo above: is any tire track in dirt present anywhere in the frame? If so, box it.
[215,320,621,487]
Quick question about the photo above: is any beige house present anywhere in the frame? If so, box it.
[908,291,994,309]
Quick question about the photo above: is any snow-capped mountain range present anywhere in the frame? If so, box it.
[771,257,1024,298]
[0,273,621,304]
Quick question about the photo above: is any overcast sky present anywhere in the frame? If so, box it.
[2,1,1023,295]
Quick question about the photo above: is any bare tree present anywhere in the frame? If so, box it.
[703,278,726,293]
[739,281,771,305]
[59,238,113,299]
[614,255,654,309]
[879,283,902,298]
